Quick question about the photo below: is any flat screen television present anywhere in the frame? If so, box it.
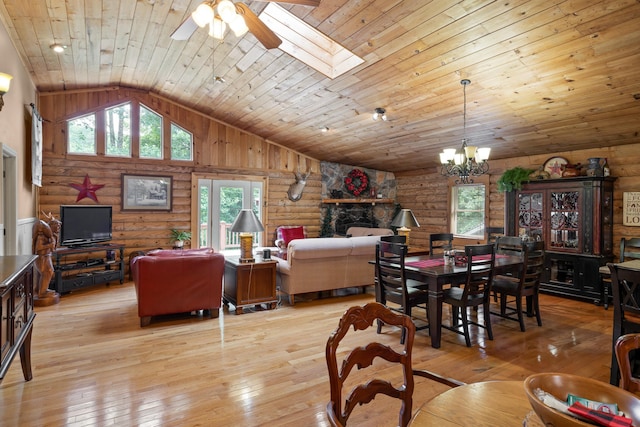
[60,205,113,247]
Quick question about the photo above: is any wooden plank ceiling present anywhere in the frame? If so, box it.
[0,0,639,173]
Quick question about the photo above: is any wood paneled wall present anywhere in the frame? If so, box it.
[37,87,322,260]
[396,144,640,259]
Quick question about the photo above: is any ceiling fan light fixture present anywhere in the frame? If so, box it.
[217,0,237,23]
[372,107,387,121]
[228,14,249,37]
[208,16,226,39]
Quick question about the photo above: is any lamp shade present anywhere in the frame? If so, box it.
[230,209,264,233]
[391,209,420,228]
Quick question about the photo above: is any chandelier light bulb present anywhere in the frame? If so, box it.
[208,16,226,39]
[217,0,237,23]
[228,14,249,37]
[192,3,215,28]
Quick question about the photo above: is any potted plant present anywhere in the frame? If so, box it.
[497,167,535,192]
[170,229,192,248]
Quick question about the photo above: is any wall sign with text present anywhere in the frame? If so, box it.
[623,192,640,226]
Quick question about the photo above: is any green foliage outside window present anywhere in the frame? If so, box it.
[105,103,131,157]
[139,105,162,159]
[171,124,193,161]
[68,114,96,154]
[453,185,485,237]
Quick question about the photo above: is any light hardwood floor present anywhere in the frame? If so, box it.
[1,281,614,426]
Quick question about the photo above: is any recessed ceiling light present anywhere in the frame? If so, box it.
[321,126,329,133]
[50,44,66,53]
[372,107,387,121]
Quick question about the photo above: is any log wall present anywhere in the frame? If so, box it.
[37,87,323,260]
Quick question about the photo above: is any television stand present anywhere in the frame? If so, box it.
[51,243,125,293]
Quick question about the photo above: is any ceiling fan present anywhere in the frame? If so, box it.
[170,0,320,50]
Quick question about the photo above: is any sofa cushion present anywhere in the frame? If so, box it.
[278,226,306,247]
[288,237,353,260]
[349,235,385,256]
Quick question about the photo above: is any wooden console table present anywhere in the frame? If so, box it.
[0,255,37,384]
[224,256,278,314]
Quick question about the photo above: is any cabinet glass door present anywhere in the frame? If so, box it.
[518,191,543,241]
[549,191,580,252]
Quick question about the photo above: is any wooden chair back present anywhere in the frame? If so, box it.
[615,333,640,394]
[376,241,410,307]
[429,233,453,255]
[325,302,463,427]
[522,241,545,291]
[462,243,496,301]
[380,234,407,244]
[495,236,526,257]
[609,263,640,385]
[621,238,640,262]
[486,226,504,244]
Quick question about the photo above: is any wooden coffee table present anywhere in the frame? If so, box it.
[223,256,278,314]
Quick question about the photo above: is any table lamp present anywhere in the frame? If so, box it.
[391,209,420,246]
[230,209,264,263]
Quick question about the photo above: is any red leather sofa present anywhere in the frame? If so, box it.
[131,248,224,326]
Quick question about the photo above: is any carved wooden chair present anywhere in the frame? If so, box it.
[375,241,429,344]
[491,240,545,332]
[609,263,640,385]
[614,333,640,394]
[325,302,464,427]
[442,244,496,347]
[429,233,454,256]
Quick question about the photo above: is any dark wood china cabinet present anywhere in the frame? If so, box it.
[505,176,615,303]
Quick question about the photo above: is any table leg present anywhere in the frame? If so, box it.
[427,283,443,349]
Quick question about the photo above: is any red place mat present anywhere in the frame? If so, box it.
[406,258,444,268]
[406,254,509,268]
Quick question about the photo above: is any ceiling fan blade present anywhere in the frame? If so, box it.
[170,15,198,40]
[264,0,321,6]
[236,3,283,49]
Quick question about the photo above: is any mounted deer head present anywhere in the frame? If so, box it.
[287,168,311,202]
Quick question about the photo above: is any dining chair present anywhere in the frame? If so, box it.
[601,238,640,309]
[609,263,640,385]
[442,243,496,347]
[325,302,464,427]
[486,226,504,245]
[429,233,454,256]
[380,234,407,244]
[491,240,545,332]
[375,241,429,344]
[614,333,640,394]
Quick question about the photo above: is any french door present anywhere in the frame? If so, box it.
[197,178,263,252]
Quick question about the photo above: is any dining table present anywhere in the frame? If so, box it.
[409,380,543,426]
[385,253,524,348]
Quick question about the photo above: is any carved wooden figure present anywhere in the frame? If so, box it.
[32,213,60,306]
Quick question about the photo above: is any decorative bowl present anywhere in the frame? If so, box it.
[524,373,640,426]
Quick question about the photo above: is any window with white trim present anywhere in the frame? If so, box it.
[451,183,486,238]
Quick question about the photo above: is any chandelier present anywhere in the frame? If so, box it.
[439,79,490,184]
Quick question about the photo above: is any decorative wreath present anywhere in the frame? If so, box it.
[344,168,369,197]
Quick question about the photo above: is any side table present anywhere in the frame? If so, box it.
[224,256,278,314]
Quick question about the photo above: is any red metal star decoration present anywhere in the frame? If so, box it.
[69,174,105,202]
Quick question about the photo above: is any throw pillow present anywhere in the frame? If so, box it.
[279,226,305,247]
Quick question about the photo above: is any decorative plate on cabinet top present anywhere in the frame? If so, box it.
[543,156,568,179]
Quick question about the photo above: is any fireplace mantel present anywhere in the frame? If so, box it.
[322,198,394,205]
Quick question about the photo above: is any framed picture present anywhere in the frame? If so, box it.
[121,174,172,211]
[623,192,640,226]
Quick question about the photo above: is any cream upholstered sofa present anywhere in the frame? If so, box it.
[274,228,392,304]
